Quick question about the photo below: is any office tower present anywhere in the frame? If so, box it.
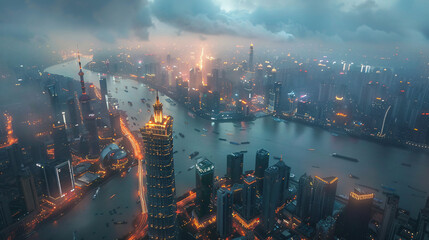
[0,191,12,230]
[315,216,336,240]
[52,121,71,162]
[267,81,282,113]
[274,160,291,206]
[217,188,233,239]
[67,97,80,139]
[227,152,244,185]
[337,191,374,240]
[42,159,75,199]
[248,44,254,72]
[416,197,429,240]
[85,113,100,158]
[242,175,257,220]
[296,174,313,220]
[46,83,60,119]
[77,51,91,118]
[19,167,39,212]
[261,166,281,232]
[379,194,400,240]
[99,77,107,99]
[109,111,122,138]
[140,92,176,240]
[310,176,338,223]
[255,149,269,194]
[195,159,214,218]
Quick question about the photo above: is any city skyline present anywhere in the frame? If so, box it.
[1,0,429,239]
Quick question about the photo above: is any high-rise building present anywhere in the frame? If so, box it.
[267,81,282,113]
[242,175,257,221]
[140,92,177,240]
[261,166,281,232]
[67,97,80,139]
[52,121,71,162]
[337,191,374,240]
[109,111,122,138]
[85,113,100,158]
[310,176,338,223]
[77,51,92,118]
[0,191,12,230]
[296,174,313,220]
[195,159,214,218]
[227,152,244,185]
[42,159,75,199]
[379,194,400,240]
[254,149,269,194]
[416,197,429,240]
[99,77,108,100]
[216,188,233,238]
[19,167,39,212]
[274,160,291,206]
[248,44,254,72]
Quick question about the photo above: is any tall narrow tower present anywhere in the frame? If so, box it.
[249,43,254,72]
[77,51,91,117]
[141,91,177,239]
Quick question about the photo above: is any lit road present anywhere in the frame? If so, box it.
[119,117,148,238]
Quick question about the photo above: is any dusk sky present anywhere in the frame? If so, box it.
[1,0,428,66]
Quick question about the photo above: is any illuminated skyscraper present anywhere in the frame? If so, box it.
[227,152,243,185]
[254,149,269,194]
[242,175,257,220]
[141,92,176,240]
[337,190,374,240]
[195,159,214,218]
[310,176,338,223]
[217,188,233,238]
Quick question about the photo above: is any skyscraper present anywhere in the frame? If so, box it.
[379,194,399,240]
[85,113,100,158]
[242,175,257,221]
[310,176,338,223]
[52,121,71,162]
[337,191,374,240]
[261,166,281,232]
[109,111,122,138]
[227,152,244,185]
[19,167,39,212]
[77,51,91,118]
[274,160,291,206]
[248,44,254,72]
[416,197,429,240]
[254,149,269,195]
[42,159,75,199]
[195,159,214,218]
[296,174,313,220]
[217,188,233,239]
[141,92,176,240]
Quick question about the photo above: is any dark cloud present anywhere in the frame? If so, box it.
[150,0,429,44]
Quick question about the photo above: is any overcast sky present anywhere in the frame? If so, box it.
[1,0,428,67]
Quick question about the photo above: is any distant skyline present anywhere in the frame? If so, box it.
[1,0,429,68]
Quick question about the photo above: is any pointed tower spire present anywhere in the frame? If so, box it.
[77,49,86,95]
[153,90,163,123]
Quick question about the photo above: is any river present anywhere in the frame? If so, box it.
[34,58,429,239]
